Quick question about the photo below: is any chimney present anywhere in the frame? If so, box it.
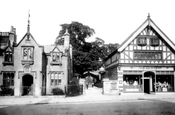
[63,29,70,50]
[10,26,16,34]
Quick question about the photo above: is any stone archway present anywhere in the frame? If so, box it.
[22,74,34,96]
[143,71,155,94]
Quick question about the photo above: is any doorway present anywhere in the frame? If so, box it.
[22,74,33,96]
[143,71,155,94]
[144,79,150,94]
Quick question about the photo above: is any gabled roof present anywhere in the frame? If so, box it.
[44,45,64,54]
[118,15,175,52]
[4,41,13,52]
[16,32,40,47]
[51,45,61,53]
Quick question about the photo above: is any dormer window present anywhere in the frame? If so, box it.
[52,53,60,62]
[51,52,62,65]
[50,46,62,66]
[3,46,13,66]
[137,36,147,46]
[3,51,13,66]
[150,37,159,46]
[21,47,34,65]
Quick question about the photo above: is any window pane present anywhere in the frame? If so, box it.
[28,48,32,60]
[55,73,58,79]
[51,79,54,86]
[58,79,61,84]
[56,53,60,61]
[52,53,56,62]
[55,80,58,85]
[51,73,54,79]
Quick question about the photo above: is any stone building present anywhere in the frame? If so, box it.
[0,24,72,96]
[104,15,175,94]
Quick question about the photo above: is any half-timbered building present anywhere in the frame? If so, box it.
[104,14,175,94]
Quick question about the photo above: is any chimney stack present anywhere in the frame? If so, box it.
[63,29,70,50]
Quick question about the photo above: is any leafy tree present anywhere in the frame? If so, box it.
[56,21,95,51]
[91,37,119,61]
[57,22,96,77]
[57,22,119,78]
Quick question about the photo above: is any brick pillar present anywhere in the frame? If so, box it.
[118,70,123,94]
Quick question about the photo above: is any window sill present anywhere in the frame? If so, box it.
[21,60,34,65]
[150,44,159,47]
[137,43,147,46]
[3,61,14,66]
[50,62,62,66]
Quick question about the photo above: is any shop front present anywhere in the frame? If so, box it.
[122,67,174,94]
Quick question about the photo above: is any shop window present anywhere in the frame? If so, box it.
[50,73,62,86]
[3,72,14,87]
[123,75,142,92]
[155,75,174,92]
[150,37,159,46]
[21,47,34,64]
[137,37,147,46]
[51,52,62,65]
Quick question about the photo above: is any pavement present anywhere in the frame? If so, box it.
[0,87,175,106]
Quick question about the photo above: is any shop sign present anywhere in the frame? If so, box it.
[125,67,174,71]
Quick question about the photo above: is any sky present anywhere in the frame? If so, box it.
[0,0,175,45]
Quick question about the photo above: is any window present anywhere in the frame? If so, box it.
[23,47,33,60]
[22,47,34,64]
[134,51,162,60]
[156,75,174,92]
[3,72,14,87]
[50,73,62,86]
[52,53,60,62]
[51,52,62,65]
[150,37,159,46]
[4,52,13,62]
[3,51,13,66]
[137,37,147,46]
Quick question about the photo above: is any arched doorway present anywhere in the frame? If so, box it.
[143,71,155,94]
[22,74,34,96]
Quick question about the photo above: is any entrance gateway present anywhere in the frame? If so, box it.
[143,71,155,94]
[22,74,34,96]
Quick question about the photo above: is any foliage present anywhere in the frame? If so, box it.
[56,21,95,51]
[57,21,119,77]
[69,77,79,85]
[0,85,14,96]
[51,87,65,95]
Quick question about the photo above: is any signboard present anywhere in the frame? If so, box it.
[122,66,174,71]
[103,79,120,95]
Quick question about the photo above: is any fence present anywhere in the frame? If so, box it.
[66,84,84,96]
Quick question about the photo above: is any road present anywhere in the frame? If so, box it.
[0,99,175,115]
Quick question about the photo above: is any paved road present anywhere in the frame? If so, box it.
[0,99,175,115]
[1,87,175,106]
